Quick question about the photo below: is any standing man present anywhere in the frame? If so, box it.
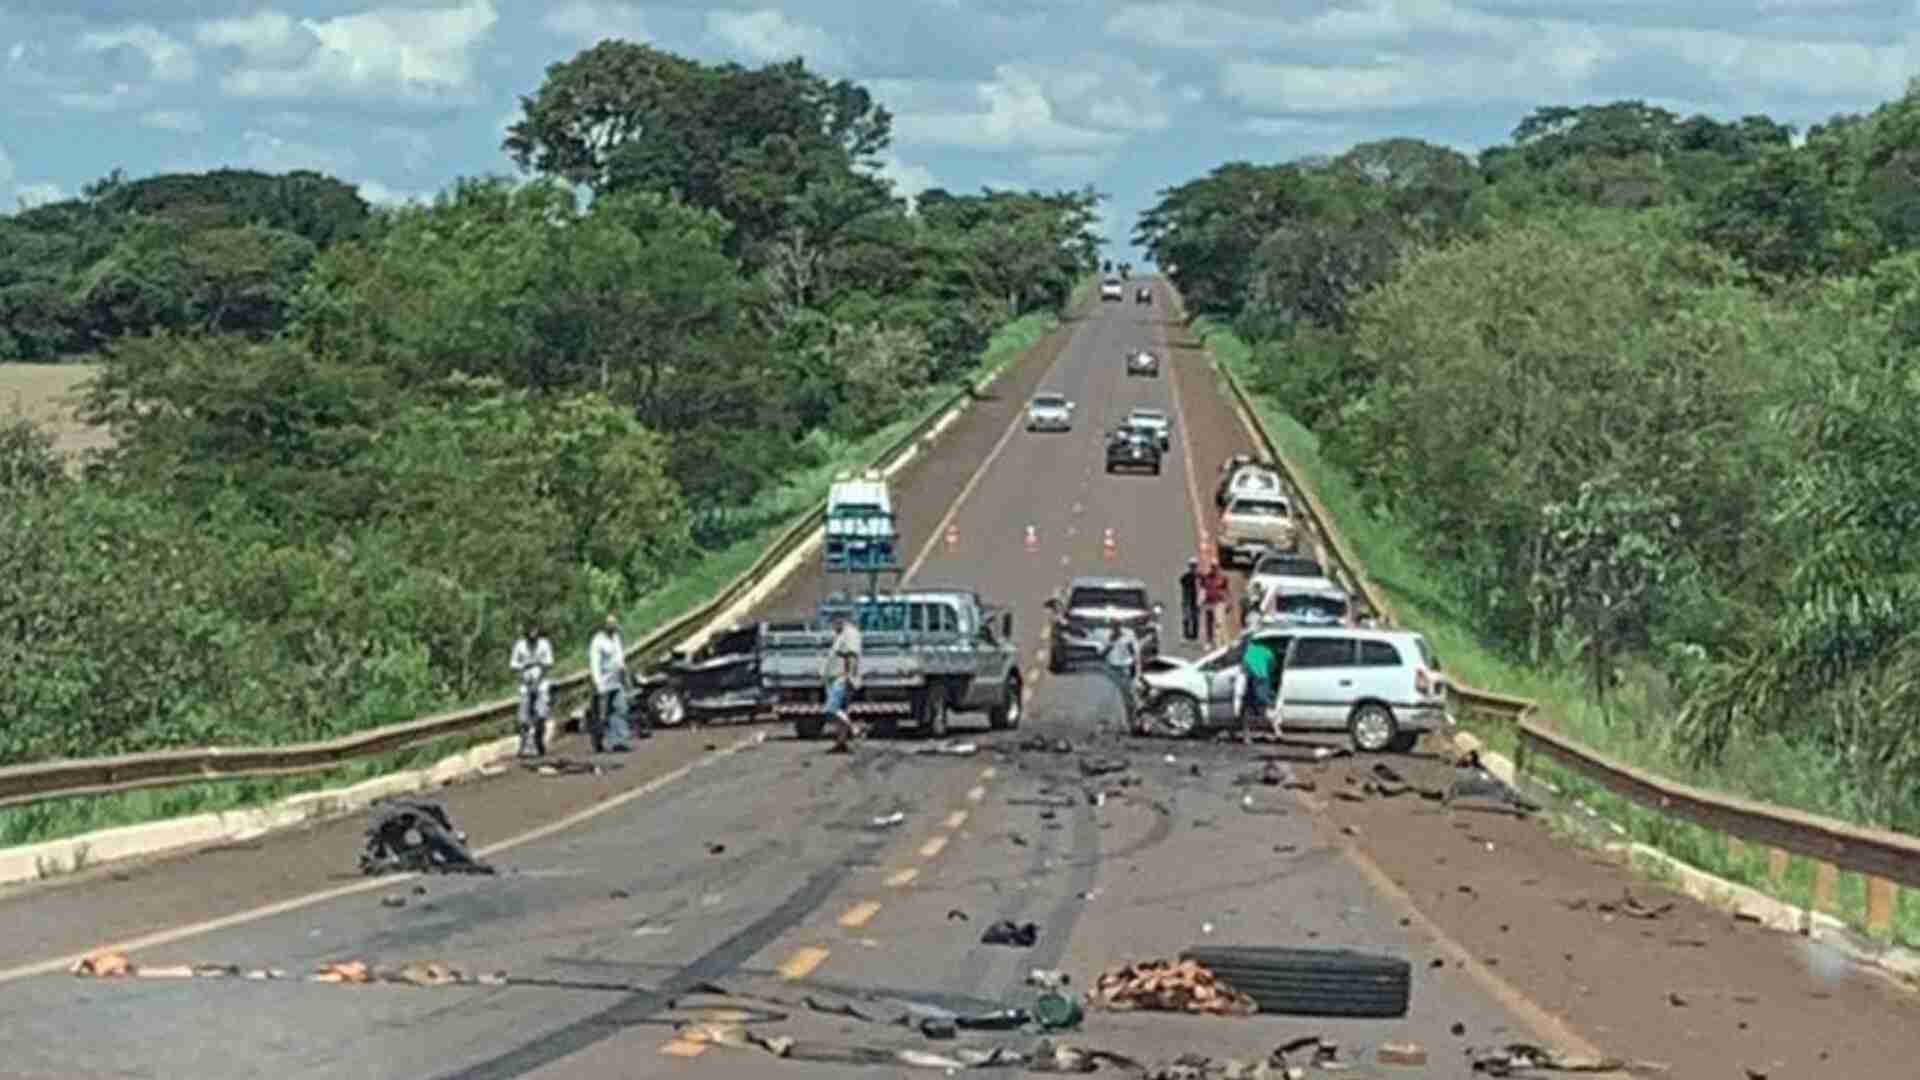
[510,623,554,758]
[1103,622,1141,732]
[1200,561,1232,648]
[1239,634,1277,745]
[821,611,863,733]
[1178,558,1200,642]
[588,614,638,753]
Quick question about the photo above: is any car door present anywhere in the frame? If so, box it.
[1279,636,1357,729]
[1197,640,1246,723]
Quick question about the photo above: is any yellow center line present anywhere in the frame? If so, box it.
[966,785,986,803]
[837,901,882,929]
[778,946,829,979]
[919,835,949,858]
[885,867,920,887]
[944,810,969,829]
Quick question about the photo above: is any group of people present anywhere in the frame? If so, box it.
[507,613,653,759]
[1177,558,1237,647]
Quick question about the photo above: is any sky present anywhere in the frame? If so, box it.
[3,1,1918,262]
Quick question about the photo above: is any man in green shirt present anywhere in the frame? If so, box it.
[1239,636,1277,744]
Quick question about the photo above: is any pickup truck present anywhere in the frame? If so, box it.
[760,589,1024,739]
[1105,425,1162,475]
[1216,492,1300,568]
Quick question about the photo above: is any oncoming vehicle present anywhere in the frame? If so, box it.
[1135,286,1152,305]
[1216,493,1299,568]
[1125,349,1160,377]
[1026,392,1075,432]
[1105,425,1162,475]
[824,470,896,571]
[1123,406,1171,449]
[1046,575,1163,673]
[1136,626,1451,752]
[1100,277,1124,302]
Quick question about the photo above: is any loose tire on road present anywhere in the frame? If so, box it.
[989,673,1023,730]
[1179,946,1411,1018]
[1348,702,1398,753]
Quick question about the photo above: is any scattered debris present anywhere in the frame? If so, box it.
[869,812,906,829]
[70,951,132,977]
[381,895,407,909]
[804,995,877,1022]
[1089,959,1257,1016]
[1452,1022,1467,1036]
[919,1017,957,1039]
[1034,991,1083,1030]
[529,757,604,777]
[948,908,970,921]
[1276,1036,1341,1069]
[707,842,727,855]
[914,740,979,756]
[1666,991,1687,1007]
[982,920,1040,947]
[312,960,372,983]
[357,800,494,876]
[1081,757,1129,777]
[610,889,631,900]
[1031,1039,1141,1073]
[1020,735,1074,754]
[1378,1042,1427,1066]
[1468,1043,1668,1075]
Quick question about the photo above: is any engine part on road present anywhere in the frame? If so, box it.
[982,919,1040,947]
[1089,958,1257,1016]
[1179,946,1412,1018]
[1467,1042,1666,1075]
[357,799,495,876]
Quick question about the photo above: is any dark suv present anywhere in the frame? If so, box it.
[1105,425,1162,475]
[1045,576,1163,673]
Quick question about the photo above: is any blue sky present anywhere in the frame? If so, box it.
[3,1,1917,262]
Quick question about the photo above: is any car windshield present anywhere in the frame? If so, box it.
[1255,555,1323,577]
[1275,595,1347,619]
[1032,395,1066,408]
[1235,470,1280,491]
[1129,409,1165,421]
[1230,499,1289,518]
[1069,587,1149,610]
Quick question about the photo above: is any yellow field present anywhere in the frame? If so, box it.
[0,364,112,458]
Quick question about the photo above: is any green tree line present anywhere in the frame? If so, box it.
[1141,88,1920,831]
[0,41,1102,764]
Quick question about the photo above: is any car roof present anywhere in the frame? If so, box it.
[1127,406,1166,417]
[1032,391,1067,400]
[1069,575,1148,590]
[1253,626,1424,644]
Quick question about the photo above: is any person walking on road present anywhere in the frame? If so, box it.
[510,623,554,758]
[588,614,639,753]
[1103,623,1141,732]
[1238,634,1278,745]
[822,611,864,737]
[1178,558,1200,641]
[1200,562,1231,648]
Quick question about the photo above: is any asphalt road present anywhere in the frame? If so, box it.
[3,281,1916,1080]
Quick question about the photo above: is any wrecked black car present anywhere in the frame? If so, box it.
[358,799,493,876]
[631,622,769,727]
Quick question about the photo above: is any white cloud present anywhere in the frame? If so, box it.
[141,109,205,133]
[706,8,844,69]
[199,1,500,107]
[76,23,197,83]
[12,181,65,210]
[240,130,357,175]
[373,126,436,173]
[864,153,938,203]
[541,2,650,45]
[357,178,430,206]
[1029,152,1111,178]
[892,66,1123,153]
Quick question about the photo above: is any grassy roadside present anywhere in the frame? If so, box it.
[1195,318,1920,949]
[0,310,1061,853]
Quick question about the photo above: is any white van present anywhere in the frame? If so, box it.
[825,470,897,570]
[1138,626,1450,752]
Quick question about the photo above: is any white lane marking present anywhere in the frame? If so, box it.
[0,732,767,985]
[1160,299,1212,558]
[903,365,1058,583]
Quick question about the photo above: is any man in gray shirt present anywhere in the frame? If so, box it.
[822,612,863,727]
[1103,623,1140,731]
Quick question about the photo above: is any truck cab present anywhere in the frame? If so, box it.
[824,470,898,571]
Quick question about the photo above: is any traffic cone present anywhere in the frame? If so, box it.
[945,523,959,551]
[1102,528,1116,561]
[1025,525,1039,552]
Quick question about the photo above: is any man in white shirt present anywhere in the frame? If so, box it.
[588,613,637,753]
[511,623,554,758]
[1102,623,1140,731]
[821,612,863,727]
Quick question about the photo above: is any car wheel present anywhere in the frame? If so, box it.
[1386,730,1420,753]
[1348,703,1398,753]
[648,686,687,728]
[1180,946,1411,1018]
[922,690,950,738]
[1158,691,1203,737]
[989,672,1022,730]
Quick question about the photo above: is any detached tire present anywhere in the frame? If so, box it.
[1180,947,1410,1018]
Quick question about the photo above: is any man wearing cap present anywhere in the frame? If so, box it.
[1178,558,1200,641]
[588,614,639,753]
[822,611,863,729]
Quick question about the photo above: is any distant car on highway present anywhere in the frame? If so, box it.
[1135,286,1152,305]
[1126,349,1160,378]
[1026,392,1074,432]
[1123,406,1170,449]
[1105,425,1162,475]
[1100,277,1124,301]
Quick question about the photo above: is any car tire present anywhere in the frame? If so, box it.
[648,686,687,728]
[1179,947,1411,1018]
[1387,730,1420,753]
[1158,691,1203,737]
[1348,703,1398,753]
[989,672,1022,730]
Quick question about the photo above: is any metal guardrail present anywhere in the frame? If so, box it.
[1186,295,1920,924]
[0,376,987,809]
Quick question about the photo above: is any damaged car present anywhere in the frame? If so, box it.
[630,622,769,727]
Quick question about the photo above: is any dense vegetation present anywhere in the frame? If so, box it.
[1141,90,1920,833]
[0,42,1101,765]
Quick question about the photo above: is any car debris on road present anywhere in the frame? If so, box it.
[357,799,495,876]
[1090,959,1258,1015]
[1467,1042,1669,1075]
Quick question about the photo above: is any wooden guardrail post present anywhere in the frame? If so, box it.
[1766,847,1790,886]
[1866,877,1897,936]
[1812,861,1839,915]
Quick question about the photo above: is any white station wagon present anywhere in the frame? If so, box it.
[1138,626,1451,752]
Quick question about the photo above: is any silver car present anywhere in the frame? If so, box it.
[1026,392,1074,431]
